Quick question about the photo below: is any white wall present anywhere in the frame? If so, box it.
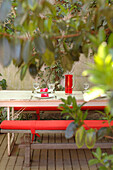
[0,54,94,91]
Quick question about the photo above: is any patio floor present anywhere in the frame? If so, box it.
[0,133,112,170]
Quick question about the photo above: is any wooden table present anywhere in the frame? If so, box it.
[0,90,108,155]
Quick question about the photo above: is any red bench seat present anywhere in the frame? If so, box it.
[1,120,112,131]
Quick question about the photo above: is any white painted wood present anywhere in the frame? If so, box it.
[8,133,10,156]
[7,107,11,155]
[11,107,15,144]
[0,90,108,107]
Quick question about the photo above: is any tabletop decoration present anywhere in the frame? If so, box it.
[33,87,55,98]
[40,88,48,92]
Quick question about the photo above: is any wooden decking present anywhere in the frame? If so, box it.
[0,133,113,170]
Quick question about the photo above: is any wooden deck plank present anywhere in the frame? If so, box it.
[62,133,72,170]
[39,134,48,170]
[5,134,19,170]
[31,150,40,169]
[0,134,7,160]
[1,133,112,170]
[56,133,64,170]
[31,135,42,169]
[5,156,17,170]
[84,149,97,170]
[48,133,55,170]
[68,137,80,170]
[0,133,5,146]
[14,134,24,169]
[0,157,9,170]
[77,150,90,170]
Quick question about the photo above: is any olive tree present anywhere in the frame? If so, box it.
[0,0,113,80]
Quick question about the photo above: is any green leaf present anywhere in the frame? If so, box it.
[0,0,12,21]
[75,126,85,148]
[42,1,56,16]
[34,36,46,54]
[0,38,11,67]
[83,110,88,120]
[92,151,100,159]
[108,33,113,48]
[107,154,113,160]
[20,64,28,81]
[61,98,67,104]
[44,18,52,32]
[28,0,37,10]
[97,127,110,140]
[45,38,54,52]
[85,129,96,149]
[23,40,31,63]
[42,49,55,66]
[98,27,106,43]
[72,97,77,109]
[29,63,38,78]
[96,147,102,159]
[99,166,108,170]
[61,54,73,72]
[3,37,11,66]
[88,34,99,46]
[67,96,72,105]
[88,159,99,166]
[10,39,21,64]
[0,79,7,90]
[98,42,109,60]
[65,122,78,139]
[109,95,113,116]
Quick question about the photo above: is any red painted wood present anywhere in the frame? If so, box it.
[14,105,106,112]
[1,120,112,130]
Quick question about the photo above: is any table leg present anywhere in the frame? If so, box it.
[7,107,11,156]
[11,107,15,141]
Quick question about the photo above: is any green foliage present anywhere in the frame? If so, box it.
[0,74,7,123]
[59,96,101,149]
[82,36,113,169]
[0,0,12,21]
[83,40,113,91]
[75,126,85,148]
[59,95,113,149]
[0,73,7,90]
[85,128,96,149]
[59,95,87,122]
[65,122,78,139]
[89,147,113,170]
[37,61,64,90]
[0,107,7,124]
[0,0,113,79]
[83,39,113,117]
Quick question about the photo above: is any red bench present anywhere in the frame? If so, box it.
[0,119,112,166]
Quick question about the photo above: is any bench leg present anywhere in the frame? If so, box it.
[24,134,31,167]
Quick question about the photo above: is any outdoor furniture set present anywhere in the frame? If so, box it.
[0,90,111,167]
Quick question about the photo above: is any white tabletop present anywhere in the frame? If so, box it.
[0,90,108,107]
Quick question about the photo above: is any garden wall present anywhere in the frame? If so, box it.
[0,54,94,91]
